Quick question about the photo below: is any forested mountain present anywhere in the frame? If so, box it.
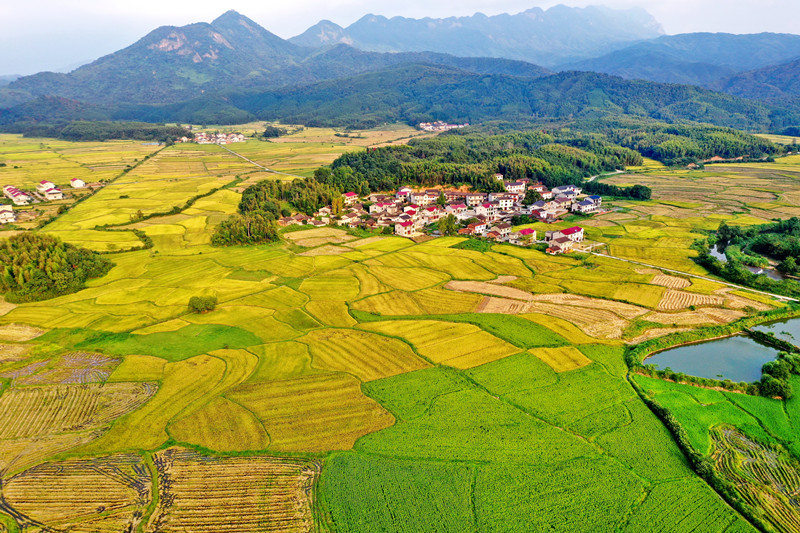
[0,12,550,109]
[562,33,800,86]
[713,58,800,101]
[290,5,663,66]
[229,66,799,131]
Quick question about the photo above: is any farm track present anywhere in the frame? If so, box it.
[219,144,307,179]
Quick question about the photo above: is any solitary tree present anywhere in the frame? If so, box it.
[438,214,458,236]
[523,189,542,205]
[331,196,344,216]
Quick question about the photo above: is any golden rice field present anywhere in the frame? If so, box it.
[0,133,796,532]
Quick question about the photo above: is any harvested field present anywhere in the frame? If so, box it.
[147,448,319,533]
[645,311,721,326]
[0,382,156,439]
[478,296,533,315]
[285,228,357,247]
[627,328,692,344]
[530,346,592,373]
[525,303,628,339]
[530,294,648,320]
[4,454,151,532]
[636,268,662,275]
[0,430,100,477]
[298,245,348,256]
[0,344,30,363]
[0,297,15,317]
[0,324,45,342]
[15,352,120,385]
[658,290,725,311]
[651,274,691,289]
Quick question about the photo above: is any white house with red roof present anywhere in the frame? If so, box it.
[70,178,86,188]
[36,180,56,193]
[509,228,537,246]
[3,186,31,206]
[342,192,359,205]
[0,205,15,224]
[44,188,63,201]
[395,220,416,237]
[545,226,585,243]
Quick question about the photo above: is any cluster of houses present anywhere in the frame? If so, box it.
[0,205,15,224]
[1,179,83,224]
[418,121,470,132]
[279,176,600,254]
[187,132,246,145]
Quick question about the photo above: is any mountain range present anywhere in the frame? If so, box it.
[289,6,664,67]
[1,8,800,132]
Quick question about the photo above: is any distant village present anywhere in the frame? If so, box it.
[281,175,605,254]
[181,132,247,145]
[418,121,470,132]
[1,179,94,225]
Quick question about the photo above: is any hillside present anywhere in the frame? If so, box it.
[713,58,800,101]
[229,66,799,131]
[563,33,800,86]
[290,5,663,66]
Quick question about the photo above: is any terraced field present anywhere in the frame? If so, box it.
[0,134,797,531]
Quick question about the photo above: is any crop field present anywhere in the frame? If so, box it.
[1,135,797,531]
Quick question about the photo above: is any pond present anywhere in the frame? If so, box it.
[753,317,800,346]
[645,335,779,383]
[710,245,785,280]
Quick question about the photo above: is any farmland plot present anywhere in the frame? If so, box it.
[4,454,152,532]
[147,448,319,533]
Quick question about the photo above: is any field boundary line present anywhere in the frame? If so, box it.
[218,144,307,179]
[590,252,799,303]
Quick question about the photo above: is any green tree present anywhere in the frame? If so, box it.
[436,192,447,207]
[188,295,218,313]
[438,214,458,236]
[523,189,542,205]
[331,196,344,216]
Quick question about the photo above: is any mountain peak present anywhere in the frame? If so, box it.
[212,10,246,24]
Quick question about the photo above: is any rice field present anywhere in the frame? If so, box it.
[0,134,795,531]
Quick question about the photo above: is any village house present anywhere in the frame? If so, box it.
[421,206,443,224]
[494,222,512,236]
[572,195,603,214]
[3,186,31,206]
[36,180,56,193]
[553,197,574,210]
[504,181,527,194]
[70,178,86,188]
[546,226,585,243]
[465,193,487,207]
[342,192,359,206]
[494,173,504,181]
[395,221,416,237]
[0,205,15,224]
[445,203,469,219]
[552,185,582,196]
[547,237,574,255]
[486,230,502,241]
[44,188,63,201]
[467,221,488,236]
[396,187,413,200]
[509,228,536,246]
[443,190,463,203]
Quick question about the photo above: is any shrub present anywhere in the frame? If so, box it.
[188,295,217,313]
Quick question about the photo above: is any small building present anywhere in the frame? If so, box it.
[397,187,413,200]
[44,188,63,201]
[492,223,512,238]
[3,186,31,206]
[494,173,504,181]
[70,178,86,188]
[552,185,582,196]
[467,222,488,236]
[36,180,56,193]
[547,237,574,255]
[572,196,602,214]
[509,228,536,246]
[395,221,415,237]
[546,226,585,243]
[342,192,359,206]
[464,193,487,207]
[504,181,527,194]
[0,205,15,224]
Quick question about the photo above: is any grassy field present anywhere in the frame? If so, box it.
[0,133,797,531]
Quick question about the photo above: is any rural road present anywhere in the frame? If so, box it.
[220,144,307,179]
[587,169,625,182]
[590,251,799,303]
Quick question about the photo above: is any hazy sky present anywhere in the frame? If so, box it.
[2,0,799,75]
